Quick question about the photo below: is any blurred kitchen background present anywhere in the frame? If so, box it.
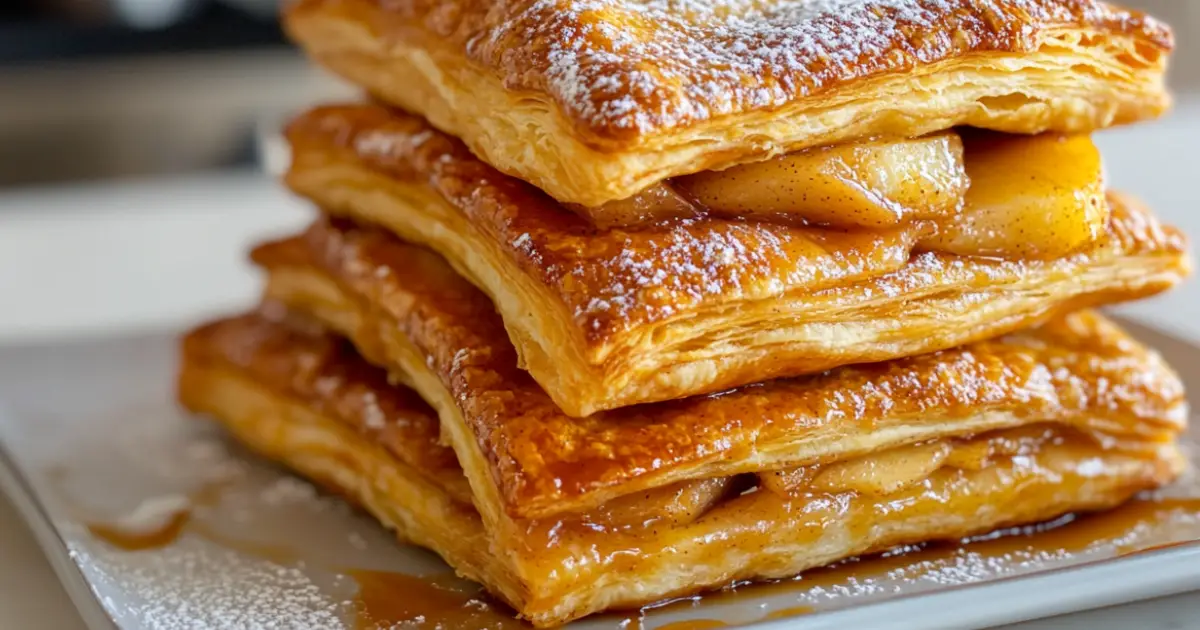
[0,0,1195,188]
[0,0,353,187]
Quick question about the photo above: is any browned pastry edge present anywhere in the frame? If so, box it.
[284,0,1171,148]
[284,103,1192,416]
[283,0,1173,205]
[178,309,1185,626]
[181,306,474,505]
[251,229,1187,520]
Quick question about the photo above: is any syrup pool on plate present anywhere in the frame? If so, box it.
[75,473,1200,628]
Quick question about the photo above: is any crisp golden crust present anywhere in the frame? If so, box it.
[284,104,1192,416]
[181,306,475,505]
[284,0,1173,205]
[178,311,1185,626]
[251,230,1186,520]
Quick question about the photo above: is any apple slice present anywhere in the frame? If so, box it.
[810,441,953,496]
[673,131,968,228]
[920,132,1108,259]
[566,182,701,228]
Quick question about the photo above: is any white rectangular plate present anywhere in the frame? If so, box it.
[0,319,1198,630]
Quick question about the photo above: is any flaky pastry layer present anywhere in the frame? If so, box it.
[285,106,1191,416]
[179,311,1184,626]
[250,230,1186,521]
[284,0,1173,206]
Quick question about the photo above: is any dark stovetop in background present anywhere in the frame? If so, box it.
[0,0,1190,188]
[0,0,346,187]
[0,1,286,65]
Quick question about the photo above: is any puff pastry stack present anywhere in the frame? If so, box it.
[178,0,1193,625]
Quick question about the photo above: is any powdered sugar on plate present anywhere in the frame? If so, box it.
[2,332,1200,629]
[69,534,350,630]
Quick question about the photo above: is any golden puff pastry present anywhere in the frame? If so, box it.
[249,230,1186,523]
[284,104,1191,417]
[179,309,1186,627]
[283,0,1173,206]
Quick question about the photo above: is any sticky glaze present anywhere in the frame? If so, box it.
[350,570,524,629]
[286,105,1188,347]
[86,511,192,552]
[245,228,1186,519]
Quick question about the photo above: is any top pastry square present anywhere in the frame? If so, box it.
[285,0,1172,206]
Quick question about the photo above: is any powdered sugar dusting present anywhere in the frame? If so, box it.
[533,219,918,338]
[70,536,349,630]
[2,336,1200,628]
[0,354,379,629]
[543,0,957,131]
[468,0,1151,134]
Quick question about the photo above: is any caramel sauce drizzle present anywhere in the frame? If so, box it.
[350,569,524,629]
[82,480,232,553]
[762,606,815,619]
[632,496,1200,627]
[85,510,192,552]
[74,474,1200,628]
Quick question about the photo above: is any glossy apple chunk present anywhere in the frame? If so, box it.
[673,131,968,228]
[921,132,1108,259]
[568,181,701,228]
[810,440,953,496]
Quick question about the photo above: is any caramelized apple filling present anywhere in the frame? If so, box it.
[571,477,739,531]
[566,181,703,227]
[532,425,1144,540]
[577,131,1109,261]
[921,132,1108,259]
[675,131,968,229]
[758,425,1126,499]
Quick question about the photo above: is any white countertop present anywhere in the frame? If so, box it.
[1,100,1198,628]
